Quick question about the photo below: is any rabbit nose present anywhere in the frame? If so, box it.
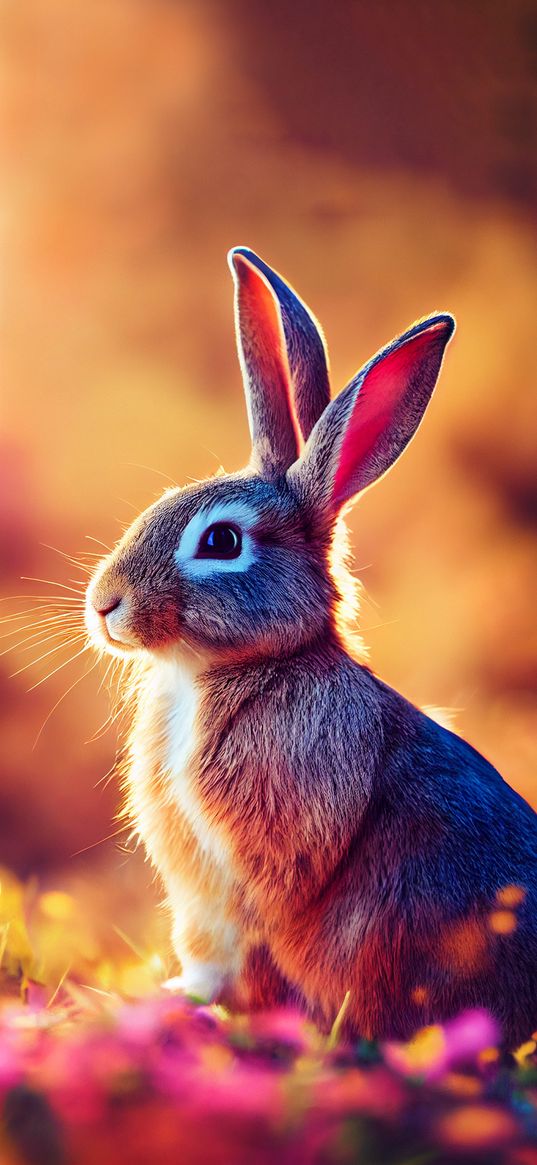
[93,595,122,617]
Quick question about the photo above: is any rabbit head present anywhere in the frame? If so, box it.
[86,248,454,665]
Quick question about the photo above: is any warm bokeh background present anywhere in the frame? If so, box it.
[1,0,536,924]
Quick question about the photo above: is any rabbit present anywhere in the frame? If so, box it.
[85,246,537,1047]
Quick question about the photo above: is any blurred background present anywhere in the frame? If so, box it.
[0,0,536,918]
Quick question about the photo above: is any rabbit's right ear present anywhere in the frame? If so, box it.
[288,313,455,517]
[229,250,301,476]
[231,248,331,441]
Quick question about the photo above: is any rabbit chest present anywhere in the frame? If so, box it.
[128,659,235,888]
[165,667,231,870]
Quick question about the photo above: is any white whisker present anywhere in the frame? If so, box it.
[85,710,116,745]
[116,497,139,514]
[96,656,117,697]
[33,657,100,750]
[71,823,129,858]
[0,609,82,631]
[94,759,118,790]
[85,535,112,552]
[20,576,86,596]
[40,542,95,575]
[0,624,82,658]
[1,609,83,629]
[10,634,86,679]
[0,595,83,606]
[85,658,129,745]
[26,642,90,692]
[124,461,179,489]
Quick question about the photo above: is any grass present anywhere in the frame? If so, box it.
[0,866,536,1164]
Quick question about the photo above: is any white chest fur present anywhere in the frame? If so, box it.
[157,656,231,871]
[129,656,242,1001]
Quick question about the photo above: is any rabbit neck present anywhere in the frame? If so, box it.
[165,659,233,872]
[126,635,373,918]
[126,652,234,882]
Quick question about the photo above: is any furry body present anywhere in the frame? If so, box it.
[126,641,537,1046]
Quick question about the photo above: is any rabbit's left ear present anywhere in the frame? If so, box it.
[229,250,301,476]
[288,314,455,515]
[231,247,330,441]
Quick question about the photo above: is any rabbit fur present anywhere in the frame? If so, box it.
[86,247,537,1046]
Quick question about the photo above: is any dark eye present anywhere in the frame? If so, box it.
[196,523,242,559]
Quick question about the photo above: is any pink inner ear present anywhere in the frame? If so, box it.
[332,322,448,503]
[232,253,302,452]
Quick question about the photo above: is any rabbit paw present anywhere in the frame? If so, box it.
[163,960,225,1003]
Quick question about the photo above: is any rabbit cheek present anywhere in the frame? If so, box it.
[130,595,183,652]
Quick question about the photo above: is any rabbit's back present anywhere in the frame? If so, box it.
[295,668,537,1044]
[360,693,537,1043]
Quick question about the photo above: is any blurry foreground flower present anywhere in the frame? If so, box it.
[436,1103,519,1151]
[0,870,536,1164]
[384,1008,499,1080]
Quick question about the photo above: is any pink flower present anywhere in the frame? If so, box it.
[384,1009,499,1081]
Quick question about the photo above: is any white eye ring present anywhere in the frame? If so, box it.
[175,502,256,576]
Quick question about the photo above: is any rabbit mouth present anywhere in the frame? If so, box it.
[103,613,138,650]
[85,596,139,655]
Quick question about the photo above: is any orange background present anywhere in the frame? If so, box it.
[1,1,536,902]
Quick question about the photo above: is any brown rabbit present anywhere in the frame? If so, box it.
[85,248,537,1046]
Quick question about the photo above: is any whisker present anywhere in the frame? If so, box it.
[0,624,82,658]
[124,461,179,489]
[180,638,204,667]
[1,613,83,638]
[0,595,83,605]
[24,647,90,689]
[0,609,83,631]
[84,660,117,743]
[85,711,116,745]
[71,824,130,858]
[86,695,127,746]
[94,757,119,790]
[0,625,83,650]
[360,618,400,633]
[26,642,90,692]
[86,707,112,743]
[33,657,100,750]
[40,542,95,574]
[116,496,139,514]
[10,635,86,679]
[0,608,83,629]
[96,656,116,697]
[85,535,112,552]
[20,577,86,596]
[85,657,130,745]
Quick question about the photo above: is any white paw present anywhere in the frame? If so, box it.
[162,960,225,1003]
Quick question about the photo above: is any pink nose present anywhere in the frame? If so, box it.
[93,595,121,617]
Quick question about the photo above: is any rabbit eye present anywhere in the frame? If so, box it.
[196,523,242,559]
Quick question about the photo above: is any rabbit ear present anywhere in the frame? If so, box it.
[229,250,301,476]
[231,247,331,440]
[288,314,455,515]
